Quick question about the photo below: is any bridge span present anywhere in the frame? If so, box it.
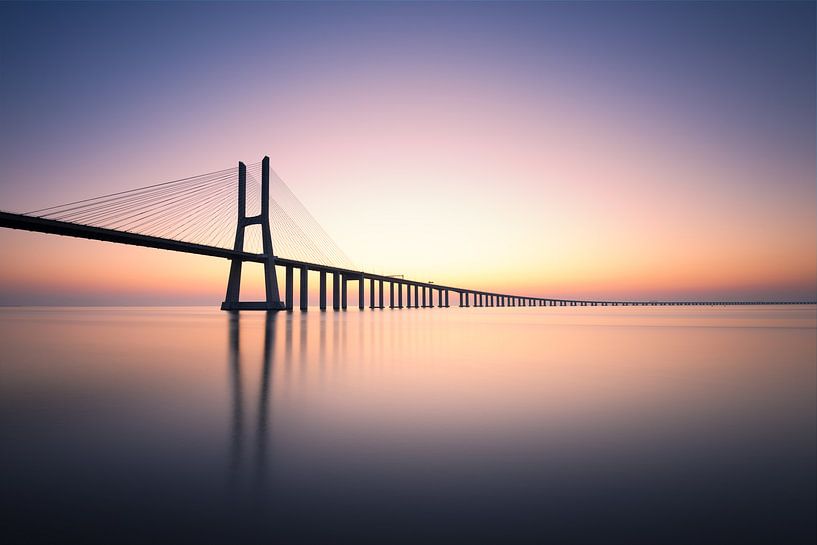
[1,158,813,311]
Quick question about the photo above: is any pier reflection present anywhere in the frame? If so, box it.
[226,311,284,500]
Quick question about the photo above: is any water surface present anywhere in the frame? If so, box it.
[1,306,815,544]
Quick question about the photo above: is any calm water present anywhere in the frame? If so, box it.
[1,306,815,544]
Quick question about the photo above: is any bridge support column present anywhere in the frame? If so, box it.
[319,271,327,310]
[285,266,294,311]
[332,272,340,310]
[370,278,375,309]
[445,290,449,307]
[221,158,285,311]
[341,275,348,309]
[378,280,384,309]
[358,276,365,310]
[398,283,403,308]
[406,284,412,308]
[390,282,395,308]
[300,267,308,311]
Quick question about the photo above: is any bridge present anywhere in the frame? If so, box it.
[0,157,812,310]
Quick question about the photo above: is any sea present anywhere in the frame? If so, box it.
[1,306,815,544]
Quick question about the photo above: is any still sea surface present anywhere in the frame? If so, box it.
[1,306,815,544]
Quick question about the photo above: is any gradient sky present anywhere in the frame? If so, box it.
[0,1,814,304]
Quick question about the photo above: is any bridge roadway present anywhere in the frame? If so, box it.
[1,211,814,310]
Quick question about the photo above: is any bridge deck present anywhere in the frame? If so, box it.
[1,211,813,307]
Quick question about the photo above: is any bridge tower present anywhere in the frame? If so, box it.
[221,157,286,311]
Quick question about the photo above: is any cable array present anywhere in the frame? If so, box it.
[26,161,357,270]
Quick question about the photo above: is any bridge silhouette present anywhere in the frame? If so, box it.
[0,157,812,310]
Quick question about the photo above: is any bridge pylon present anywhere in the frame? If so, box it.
[221,157,286,311]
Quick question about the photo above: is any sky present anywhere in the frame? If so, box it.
[0,1,814,305]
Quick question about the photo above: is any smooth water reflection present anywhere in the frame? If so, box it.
[1,306,815,544]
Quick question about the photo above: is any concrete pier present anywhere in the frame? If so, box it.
[285,266,294,311]
[300,267,308,311]
[332,272,340,310]
[319,271,327,310]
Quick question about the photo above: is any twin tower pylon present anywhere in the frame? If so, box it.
[221,157,286,311]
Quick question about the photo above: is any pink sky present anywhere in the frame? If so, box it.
[0,2,814,304]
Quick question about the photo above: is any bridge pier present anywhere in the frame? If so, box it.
[445,290,449,307]
[398,282,404,308]
[333,272,340,310]
[341,275,348,309]
[390,282,395,308]
[370,278,376,309]
[378,280,384,309]
[300,267,308,311]
[414,285,419,308]
[221,158,286,311]
[358,276,365,310]
[320,271,326,310]
[285,266,294,311]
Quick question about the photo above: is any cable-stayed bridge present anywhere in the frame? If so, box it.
[0,157,812,310]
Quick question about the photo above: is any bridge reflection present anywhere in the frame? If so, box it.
[226,311,335,502]
[227,312,281,498]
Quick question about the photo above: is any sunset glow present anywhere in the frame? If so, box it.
[0,2,814,304]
